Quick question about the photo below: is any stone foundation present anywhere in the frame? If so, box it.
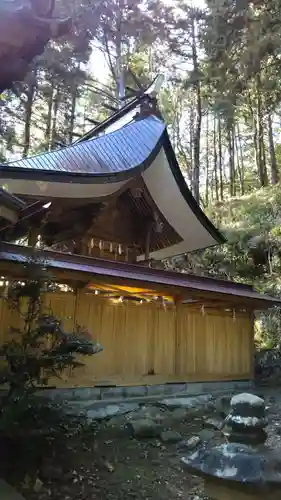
[37,379,253,406]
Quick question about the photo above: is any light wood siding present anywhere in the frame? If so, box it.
[0,291,253,387]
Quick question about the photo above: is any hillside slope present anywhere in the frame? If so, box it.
[178,186,281,296]
[175,187,281,347]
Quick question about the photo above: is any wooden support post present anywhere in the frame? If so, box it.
[145,221,153,261]
[250,311,255,381]
[28,228,38,247]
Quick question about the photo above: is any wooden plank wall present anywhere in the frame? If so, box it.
[0,291,253,387]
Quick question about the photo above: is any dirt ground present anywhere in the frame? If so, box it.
[13,388,281,500]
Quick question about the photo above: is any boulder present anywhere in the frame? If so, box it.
[230,393,265,418]
[127,418,163,438]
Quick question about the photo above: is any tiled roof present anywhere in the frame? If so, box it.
[1,116,164,178]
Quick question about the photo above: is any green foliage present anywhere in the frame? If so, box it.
[0,257,101,480]
[174,185,281,347]
[191,186,281,285]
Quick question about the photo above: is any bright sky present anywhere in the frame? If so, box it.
[89,0,206,82]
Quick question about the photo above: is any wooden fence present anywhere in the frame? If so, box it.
[0,291,253,387]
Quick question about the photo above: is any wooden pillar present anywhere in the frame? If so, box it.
[28,228,38,247]
[145,220,153,261]
[250,311,255,381]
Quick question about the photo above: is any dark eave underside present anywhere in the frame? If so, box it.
[0,242,279,309]
[0,188,26,210]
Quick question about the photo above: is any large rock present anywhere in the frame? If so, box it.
[127,418,163,438]
[230,393,265,418]
[182,442,281,495]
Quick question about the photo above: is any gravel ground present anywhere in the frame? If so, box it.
[11,388,281,500]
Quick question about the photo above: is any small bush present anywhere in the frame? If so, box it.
[0,255,102,480]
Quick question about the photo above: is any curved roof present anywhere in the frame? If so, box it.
[0,116,165,181]
[0,99,225,258]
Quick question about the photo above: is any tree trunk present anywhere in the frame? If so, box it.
[253,112,259,182]
[114,0,124,101]
[51,86,60,149]
[23,74,36,157]
[268,113,278,184]
[218,116,224,200]
[205,111,209,205]
[45,85,53,151]
[234,128,244,195]
[191,16,202,203]
[213,116,219,201]
[189,103,194,176]
[256,74,268,186]
[227,123,235,197]
[68,86,77,144]
[237,122,245,194]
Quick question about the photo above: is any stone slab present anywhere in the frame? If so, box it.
[123,386,147,398]
[160,394,212,409]
[0,480,26,500]
[146,385,165,397]
[85,402,139,421]
[101,387,125,400]
[164,383,187,395]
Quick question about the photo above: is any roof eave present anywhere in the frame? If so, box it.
[0,243,278,311]
[162,132,226,246]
